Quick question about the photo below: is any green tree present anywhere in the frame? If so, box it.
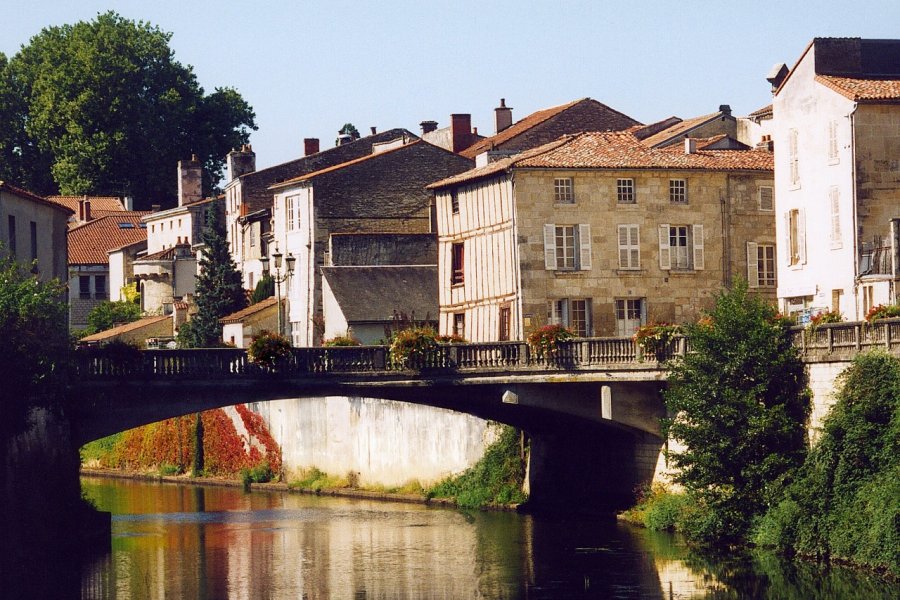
[0,253,69,438]
[339,123,360,139]
[84,300,142,335]
[663,279,810,545]
[177,207,246,347]
[0,12,256,208]
[250,274,274,304]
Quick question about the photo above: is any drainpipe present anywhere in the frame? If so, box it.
[721,177,731,287]
[850,104,860,317]
[509,172,525,340]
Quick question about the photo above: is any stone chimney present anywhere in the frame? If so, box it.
[450,114,473,154]
[226,144,256,181]
[78,196,92,222]
[719,104,732,116]
[123,196,134,211]
[684,138,698,154]
[420,120,438,135]
[370,126,377,135]
[304,138,320,156]
[494,98,513,134]
[151,204,161,213]
[177,155,202,207]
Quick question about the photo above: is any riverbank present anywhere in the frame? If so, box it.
[80,467,523,511]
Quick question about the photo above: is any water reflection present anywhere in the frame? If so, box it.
[80,477,897,599]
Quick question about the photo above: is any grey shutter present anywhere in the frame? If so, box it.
[692,224,705,270]
[578,224,592,270]
[544,224,557,270]
[658,224,671,270]
[747,242,759,288]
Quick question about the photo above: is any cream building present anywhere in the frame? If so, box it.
[0,181,70,282]
[772,38,900,320]
[429,132,776,341]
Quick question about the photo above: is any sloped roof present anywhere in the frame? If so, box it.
[815,75,900,102]
[429,132,772,188]
[68,214,149,265]
[79,315,170,343]
[0,181,73,214]
[47,195,125,213]
[271,140,420,188]
[639,111,728,148]
[219,296,281,324]
[460,98,640,159]
[322,265,438,323]
[748,104,774,119]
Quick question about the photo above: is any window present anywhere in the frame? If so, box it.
[248,272,254,289]
[543,224,591,271]
[548,298,592,337]
[616,178,635,204]
[862,285,875,316]
[554,178,574,204]
[829,187,842,248]
[747,242,775,287]
[249,223,257,247]
[498,305,511,341]
[831,289,843,314]
[789,129,800,187]
[451,189,459,214]
[658,224,704,271]
[451,242,464,285]
[758,186,774,211]
[827,120,839,164]
[30,221,37,262]
[79,275,91,299]
[286,195,298,231]
[453,313,465,338]
[669,179,687,204]
[786,209,806,266]
[94,275,107,299]
[7,215,15,256]
[617,224,640,270]
[615,298,645,337]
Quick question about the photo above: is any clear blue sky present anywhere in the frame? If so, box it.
[3,1,899,169]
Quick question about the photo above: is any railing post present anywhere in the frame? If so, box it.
[827,326,834,353]
[885,321,891,350]
[580,341,589,365]
[855,323,862,351]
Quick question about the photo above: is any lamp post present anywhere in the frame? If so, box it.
[260,247,295,339]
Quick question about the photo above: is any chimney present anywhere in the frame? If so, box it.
[766,63,789,93]
[177,155,202,207]
[420,120,438,135]
[450,114,473,154]
[151,204,161,213]
[685,138,698,154]
[78,196,92,222]
[304,138,320,156]
[336,132,353,146]
[494,98,513,134]
[719,104,732,116]
[123,195,134,211]
[370,126,377,135]
[226,144,256,181]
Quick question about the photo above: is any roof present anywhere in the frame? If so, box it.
[815,75,900,102]
[219,296,280,324]
[429,131,773,188]
[47,195,125,214]
[322,265,438,323]
[639,110,730,148]
[143,195,221,221]
[271,139,420,188]
[748,104,774,119]
[67,214,149,265]
[0,181,73,214]
[79,315,170,342]
[460,98,640,159]
[135,245,193,262]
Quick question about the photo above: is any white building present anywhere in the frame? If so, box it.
[772,38,900,320]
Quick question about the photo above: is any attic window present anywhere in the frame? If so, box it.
[139,223,147,229]
[118,222,135,229]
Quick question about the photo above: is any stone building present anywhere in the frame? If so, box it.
[269,139,472,346]
[429,131,775,341]
[0,181,70,282]
[636,106,741,149]
[772,37,900,320]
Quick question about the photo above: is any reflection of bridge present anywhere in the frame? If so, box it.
[68,319,900,510]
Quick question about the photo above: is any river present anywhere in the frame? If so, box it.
[76,476,894,599]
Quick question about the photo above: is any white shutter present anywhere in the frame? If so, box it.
[618,225,640,269]
[630,225,640,269]
[798,209,807,264]
[618,225,629,268]
[578,224,592,270]
[830,187,842,247]
[747,242,759,288]
[543,224,557,270]
[784,211,792,265]
[658,224,671,270]
[692,224,705,270]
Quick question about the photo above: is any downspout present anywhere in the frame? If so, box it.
[721,176,731,287]
[849,103,860,317]
[509,172,525,340]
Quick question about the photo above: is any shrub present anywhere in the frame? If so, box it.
[619,484,690,532]
[864,303,900,322]
[248,330,292,368]
[808,310,842,327]
[240,461,274,489]
[389,326,440,369]
[100,339,143,372]
[526,324,574,358]
[85,300,142,335]
[323,334,362,347]
[633,322,682,355]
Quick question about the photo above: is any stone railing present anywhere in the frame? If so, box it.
[790,317,900,360]
[73,337,683,381]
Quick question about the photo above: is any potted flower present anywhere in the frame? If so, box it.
[248,330,292,370]
[389,326,441,370]
[865,304,900,323]
[633,322,682,361]
[527,324,575,361]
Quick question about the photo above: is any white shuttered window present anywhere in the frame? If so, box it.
[618,224,640,269]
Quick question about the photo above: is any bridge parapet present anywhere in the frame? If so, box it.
[791,318,900,362]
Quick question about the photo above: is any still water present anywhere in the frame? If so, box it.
[79,476,895,599]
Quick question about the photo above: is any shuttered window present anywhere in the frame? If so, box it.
[618,224,640,270]
[544,224,592,270]
[829,187,842,248]
[658,224,703,270]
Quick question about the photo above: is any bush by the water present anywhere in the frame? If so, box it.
[428,425,527,509]
[620,484,690,531]
[753,351,900,575]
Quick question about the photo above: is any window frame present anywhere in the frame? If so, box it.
[554,177,574,204]
[548,298,592,337]
[758,186,774,211]
[669,179,687,204]
[616,178,636,204]
[453,312,465,338]
[450,242,465,286]
[617,224,640,270]
[450,188,460,214]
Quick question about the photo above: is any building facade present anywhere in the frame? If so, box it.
[0,182,71,282]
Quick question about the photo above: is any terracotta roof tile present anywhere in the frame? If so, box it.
[815,75,900,102]
[79,315,170,342]
[0,181,73,214]
[219,296,281,324]
[47,195,125,213]
[748,104,773,119]
[431,132,772,188]
[270,140,421,188]
[67,214,148,265]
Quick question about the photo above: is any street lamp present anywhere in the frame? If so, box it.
[260,247,295,339]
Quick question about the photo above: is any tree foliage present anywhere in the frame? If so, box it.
[0,12,256,208]
[177,207,246,347]
[0,254,69,438]
[84,300,142,335]
[663,279,810,544]
[250,274,274,304]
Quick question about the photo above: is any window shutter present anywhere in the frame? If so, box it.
[798,209,807,264]
[783,211,792,265]
[658,224,671,270]
[543,224,557,270]
[578,224,592,270]
[630,225,640,269]
[692,224,705,270]
[747,242,759,288]
[830,187,842,247]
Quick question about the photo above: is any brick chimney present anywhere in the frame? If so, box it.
[304,138,320,156]
[450,114,473,154]
[177,155,202,206]
[226,144,256,181]
[78,196,92,222]
[494,98,513,134]
[420,120,438,135]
